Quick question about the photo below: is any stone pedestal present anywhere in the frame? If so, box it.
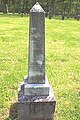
[18,83,56,120]
[23,76,50,96]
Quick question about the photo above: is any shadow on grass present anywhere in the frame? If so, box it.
[5,102,18,120]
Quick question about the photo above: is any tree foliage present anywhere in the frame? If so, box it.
[0,0,80,17]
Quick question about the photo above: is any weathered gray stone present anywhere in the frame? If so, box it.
[18,2,56,120]
[23,2,50,96]
[24,82,50,96]
[23,76,50,96]
[28,2,45,84]
[18,101,55,120]
[18,83,56,120]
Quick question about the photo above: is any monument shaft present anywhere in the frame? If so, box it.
[28,6,45,84]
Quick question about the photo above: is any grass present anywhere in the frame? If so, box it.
[0,13,80,120]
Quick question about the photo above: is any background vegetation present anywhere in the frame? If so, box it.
[0,14,80,120]
[0,0,80,18]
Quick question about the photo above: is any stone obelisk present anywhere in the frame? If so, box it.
[28,3,45,84]
[24,2,50,96]
[18,2,56,120]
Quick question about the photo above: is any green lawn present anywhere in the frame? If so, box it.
[0,14,80,120]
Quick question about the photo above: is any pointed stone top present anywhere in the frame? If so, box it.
[30,2,44,12]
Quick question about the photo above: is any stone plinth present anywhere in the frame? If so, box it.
[18,83,56,120]
[23,76,50,96]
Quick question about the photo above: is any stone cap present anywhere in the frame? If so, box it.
[30,2,45,13]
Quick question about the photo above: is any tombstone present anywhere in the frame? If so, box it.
[18,2,56,120]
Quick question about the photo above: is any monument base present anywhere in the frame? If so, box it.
[23,76,50,96]
[18,83,56,120]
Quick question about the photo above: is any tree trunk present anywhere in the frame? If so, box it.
[45,2,49,17]
[23,0,28,14]
[26,0,28,14]
[3,0,8,14]
[51,0,56,16]
[49,0,56,19]
[18,0,21,14]
[62,0,65,20]
[12,0,15,14]
[75,0,78,16]
[68,0,72,17]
